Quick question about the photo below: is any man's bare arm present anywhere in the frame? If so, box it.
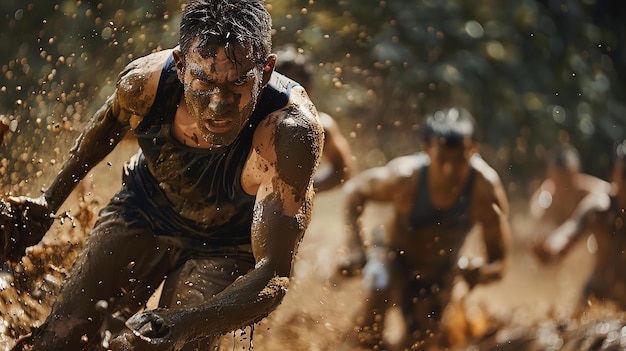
[536,191,611,260]
[314,112,354,192]
[468,157,511,286]
[43,93,129,213]
[43,54,165,213]
[340,156,417,272]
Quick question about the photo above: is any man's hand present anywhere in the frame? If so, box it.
[0,195,53,263]
[108,309,178,351]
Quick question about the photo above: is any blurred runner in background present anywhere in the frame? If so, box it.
[533,140,626,310]
[340,107,511,350]
[528,143,610,238]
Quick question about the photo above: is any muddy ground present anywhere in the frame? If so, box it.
[1,141,626,350]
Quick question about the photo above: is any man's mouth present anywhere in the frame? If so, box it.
[204,118,232,133]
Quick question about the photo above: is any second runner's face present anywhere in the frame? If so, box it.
[426,137,473,185]
[179,42,264,147]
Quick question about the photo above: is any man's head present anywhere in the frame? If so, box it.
[173,0,276,147]
[421,107,477,183]
[179,0,272,65]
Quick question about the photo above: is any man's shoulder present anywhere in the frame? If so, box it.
[116,49,173,116]
[261,87,323,138]
[386,152,428,174]
[470,154,502,185]
[349,153,423,186]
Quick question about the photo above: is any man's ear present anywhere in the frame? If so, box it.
[172,49,185,83]
[261,54,277,86]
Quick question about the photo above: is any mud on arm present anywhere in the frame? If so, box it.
[42,62,151,213]
[44,94,129,212]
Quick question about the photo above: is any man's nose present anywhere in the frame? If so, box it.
[208,89,234,113]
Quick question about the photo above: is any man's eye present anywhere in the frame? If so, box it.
[233,78,248,86]
[192,80,213,90]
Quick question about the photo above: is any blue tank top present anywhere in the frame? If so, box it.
[123,56,297,246]
[409,164,475,230]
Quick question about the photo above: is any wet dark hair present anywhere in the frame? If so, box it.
[421,107,476,147]
[546,143,580,170]
[179,0,272,65]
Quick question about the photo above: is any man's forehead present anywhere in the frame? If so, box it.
[190,39,255,62]
[187,45,256,72]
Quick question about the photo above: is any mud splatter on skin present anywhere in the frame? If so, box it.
[117,70,151,115]
[270,105,323,202]
[45,98,128,213]
[258,276,290,301]
[183,83,249,146]
[44,50,172,212]
[178,43,264,147]
[116,56,163,124]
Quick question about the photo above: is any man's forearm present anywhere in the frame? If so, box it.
[344,191,366,249]
[174,266,289,343]
[44,100,127,213]
[44,152,92,213]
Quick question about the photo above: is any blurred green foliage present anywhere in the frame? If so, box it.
[0,0,624,199]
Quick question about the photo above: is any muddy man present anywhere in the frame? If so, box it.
[0,0,323,350]
[340,108,510,350]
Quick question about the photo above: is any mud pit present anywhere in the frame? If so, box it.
[1,140,626,351]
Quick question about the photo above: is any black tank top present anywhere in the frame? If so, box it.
[409,163,475,230]
[124,56,297,246]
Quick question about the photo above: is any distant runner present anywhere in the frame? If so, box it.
[340,108,510,350]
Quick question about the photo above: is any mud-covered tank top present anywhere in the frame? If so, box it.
[409,163,475,230]
[125,55,297,246]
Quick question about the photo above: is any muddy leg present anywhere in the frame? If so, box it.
[31,212,183,350]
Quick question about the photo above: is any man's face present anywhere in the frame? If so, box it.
[425,137,474,184]
[176,42,265,147]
